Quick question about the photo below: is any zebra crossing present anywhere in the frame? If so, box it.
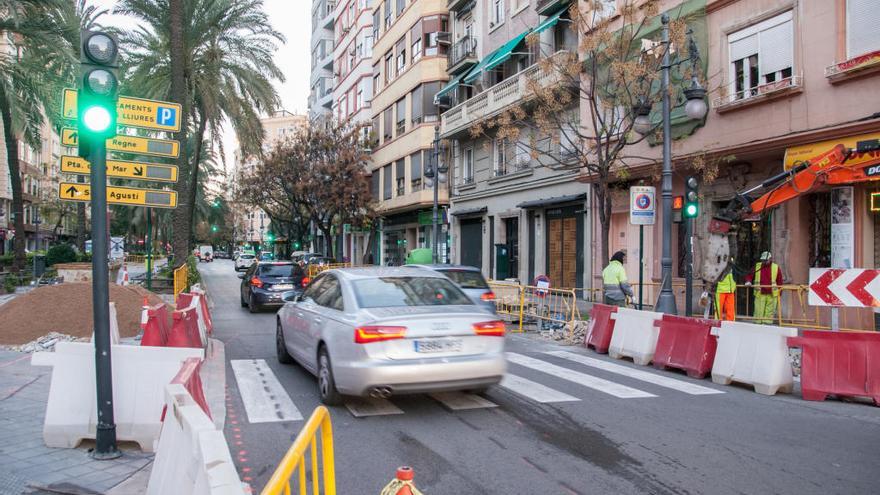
[230,351,725,423]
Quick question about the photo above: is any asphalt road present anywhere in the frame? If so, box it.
[201,260,880,495]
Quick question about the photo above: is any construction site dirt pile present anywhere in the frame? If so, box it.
[0,283,170,345]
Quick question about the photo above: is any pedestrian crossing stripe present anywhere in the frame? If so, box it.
[506,352,657,399]
[429,391,498,411]
[500,374,580,403]
[230,359,303,423]
[344,397,404,417]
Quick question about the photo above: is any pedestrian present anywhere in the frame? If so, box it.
[745,251,783,324]
[714,258,736,321]
[602,251,633,307]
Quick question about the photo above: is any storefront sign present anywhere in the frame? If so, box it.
[629,186,656,225]
[830,186,854,268]
[870,192,880,212]
[784,131,880,171]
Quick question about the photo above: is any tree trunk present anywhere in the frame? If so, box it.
[169,0,190,268]
[593,181,612,268]
[75,202,85,251]
[0,88,26,271]
[187,109,208,237]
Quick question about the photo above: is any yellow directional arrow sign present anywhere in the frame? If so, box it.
[59,182,178,208]
[63,88,182,132]
[60,155,178,182]
[61,128,180,158]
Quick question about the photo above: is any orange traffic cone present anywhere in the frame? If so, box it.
[379,466,423,495]
[140,296,150,333]
[122,263,130,285]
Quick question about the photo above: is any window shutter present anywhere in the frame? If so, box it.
[411,85,423,123]
[410,152,422,179]
[729,33,758,62]
[396,159,406,179]
[759,19,793,76]
[847,0,880,59]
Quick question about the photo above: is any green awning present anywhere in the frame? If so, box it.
[533,11,563,35]
[435,72,465,101]
[483,29,533,72]
[463,29,532,83]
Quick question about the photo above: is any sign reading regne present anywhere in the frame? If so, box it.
[61,127,180,158]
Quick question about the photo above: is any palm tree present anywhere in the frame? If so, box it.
[115,0,284,266]
[0,0,77,270]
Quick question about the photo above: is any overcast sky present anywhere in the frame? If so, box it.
[90,0,310,173]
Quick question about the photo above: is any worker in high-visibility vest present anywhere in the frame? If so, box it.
[714,259,737,321]
[744,251,783,324]
[602,251,634,307]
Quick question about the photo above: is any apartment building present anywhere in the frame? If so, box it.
[439,0,583,286]
[576,0,880,329]
[368,0,451,265]
[310,0,337,121]
[233,110,308,248]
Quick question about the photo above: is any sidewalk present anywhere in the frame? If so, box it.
[0,350,152,495]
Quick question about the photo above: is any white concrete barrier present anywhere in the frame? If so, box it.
[710,321,797,395]
[90,302,121,345]
[31,342,203,451]
[608,307,664,365]
[147,384,245,495]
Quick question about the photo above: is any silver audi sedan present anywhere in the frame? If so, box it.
[275,267,507,405]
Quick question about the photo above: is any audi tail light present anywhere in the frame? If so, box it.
[472,320,505,337]
[354,326,407,344]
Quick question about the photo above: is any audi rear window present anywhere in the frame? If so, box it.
[352,277,473,308]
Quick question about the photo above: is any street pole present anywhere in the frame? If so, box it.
[638,225,644,310]
[89,139,120,459]
[146,207,152,291]
[685,217,693,316]
[431,125,440,264]
[655,13,677,315]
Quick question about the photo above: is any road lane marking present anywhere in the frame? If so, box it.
[545,351,725,396]
[429,391,498,410]
[506,353,656,399]
[500,374,580,403]
[344,397,404,417]
[230,359,303,423]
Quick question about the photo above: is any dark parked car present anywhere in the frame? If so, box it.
[239,261,308,313]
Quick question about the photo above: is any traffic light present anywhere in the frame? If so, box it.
[78,31,119,140]
[266,232,275,242]
[684,176,699,218]
[211,225,218,232]
[293,241,301,250]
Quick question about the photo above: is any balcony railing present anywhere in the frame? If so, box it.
[537,0,571,16]
[447,36,477,72]
[440,51,575,138]
[712,75,802,112]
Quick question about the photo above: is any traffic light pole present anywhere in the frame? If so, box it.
[89,139,120,459]
[685,216,693,317]
[146,207,152,291]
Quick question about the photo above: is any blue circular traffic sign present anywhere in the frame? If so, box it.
[635,193,652,210]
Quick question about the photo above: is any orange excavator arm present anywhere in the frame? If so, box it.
[750,142,880,214]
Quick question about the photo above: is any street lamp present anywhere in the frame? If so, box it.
[425,126,448,263]
[633,15,708,315]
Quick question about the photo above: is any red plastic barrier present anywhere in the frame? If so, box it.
[176,292,193,310]
[653,314,720,378]
[788,330,880,406]
[585,304,618,353]
[192,289,213,335]
[161,357,211,421]
[140,304,170,347]
[167,308,202,348]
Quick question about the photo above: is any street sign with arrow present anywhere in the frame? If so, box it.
[61,127,180,158]
[58,182,177,208]
[60,155,178,182]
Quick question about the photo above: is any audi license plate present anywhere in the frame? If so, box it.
[272,284,293,291]
[414,339,462,353]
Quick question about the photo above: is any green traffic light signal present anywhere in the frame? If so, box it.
[211,225,218,232]
[83,105,112,132]
[78,31,118,140]
[683,176,699,219]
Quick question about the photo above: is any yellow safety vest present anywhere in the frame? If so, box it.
[753,262,780,296]
[717,272,736,294]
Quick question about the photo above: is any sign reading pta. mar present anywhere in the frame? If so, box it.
[62,88,181,132]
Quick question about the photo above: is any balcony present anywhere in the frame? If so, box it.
[537,0,571,16]
[448,0,474,12]
[447,36,478,75]
[712,75,803,113]
[313,1,335,31]
[825,49,880,83]
[440,51,576,138]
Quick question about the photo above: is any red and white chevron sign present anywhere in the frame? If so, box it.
[808,268,880,307]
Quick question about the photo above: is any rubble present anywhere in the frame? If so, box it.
[538,319,590,345]
[0,332,88,353]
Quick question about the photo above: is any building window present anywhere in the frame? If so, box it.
[395,158,406,196]
[396,0,405,16]
[421,81,442,122]
[847,0,880,59]
[373,60,381,93]
[383,107,393,141]
[373,8,381,41]
[424,16,450,57]
[356,87,364,110]
[411,85,423,124]
[728,11,793,100]
[411,22,423,64]
[462,147,474,184]
[385,50,394,83]
[395,37,407,73]
[384,0,392,29]
[370,171,380,200]
[494,138,513,176]
[395,97,406,135]
[383,164,392,200]
[410,151,422,190]
[491,0,505,28]
[371,115,380,146]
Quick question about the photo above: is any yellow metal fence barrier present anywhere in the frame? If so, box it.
[262,406,336,495]
[308,263,353,279]
[173,264,188,298]
[489,282,580,334]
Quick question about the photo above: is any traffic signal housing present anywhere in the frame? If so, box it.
[684,176,699,218]
[78,30,119,140]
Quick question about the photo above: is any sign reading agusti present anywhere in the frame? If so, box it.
[58,182,177,208]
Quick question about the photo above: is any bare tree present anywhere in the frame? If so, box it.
[469,0,708,265]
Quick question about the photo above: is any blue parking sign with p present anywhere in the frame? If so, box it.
[157,106,177,127]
